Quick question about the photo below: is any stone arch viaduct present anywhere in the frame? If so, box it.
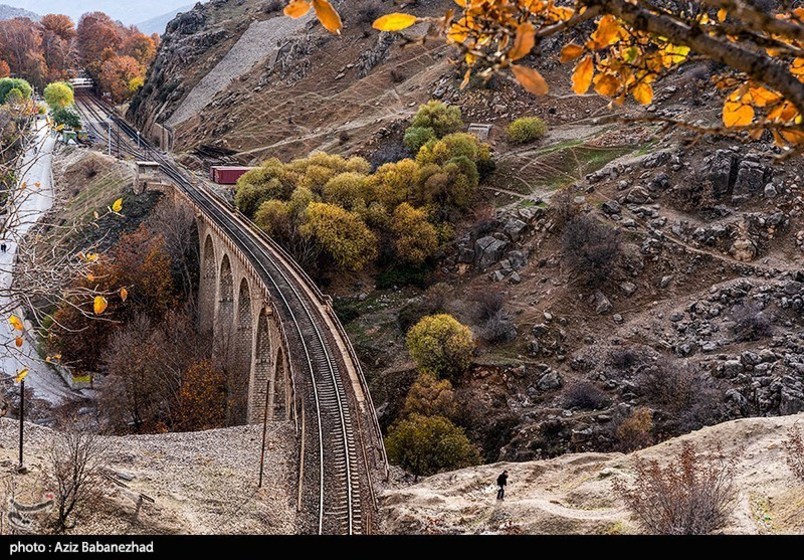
[137,161,387,535]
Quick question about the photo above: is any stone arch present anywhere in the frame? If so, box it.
[230,278,253,425]
[216,254,235,355]
[198,234,216,336]
[249,308,287,422]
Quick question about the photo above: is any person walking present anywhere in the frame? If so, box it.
[1,241,7,253]
[496,470,508,501]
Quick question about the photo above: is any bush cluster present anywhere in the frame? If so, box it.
[236,102,492,273]
[506,116,547,144]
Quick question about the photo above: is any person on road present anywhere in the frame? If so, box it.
[496,470,508,501]
[1,241,6,253]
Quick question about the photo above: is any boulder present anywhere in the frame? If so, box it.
[730,238,757,262]
[503,219,528,242]
[475,236,509,270]
[537,370,562,391]
[593,291,613,315]
[732,154,772,201]
[602,200,621,215]
[620,281,637,296]
[708,149,738,198]
[626,187,650,204]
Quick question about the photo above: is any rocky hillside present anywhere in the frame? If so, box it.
[382,413,804,534]
[130,0,804,486]
[130,0,462,160]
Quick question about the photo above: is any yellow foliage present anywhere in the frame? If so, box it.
[572,55,594,94]
[723,88,756,127]
[632,81,653,105]
[93,295,108,315]
[589,15,621,49]
[8,315,23,331]
[373,13,418,32]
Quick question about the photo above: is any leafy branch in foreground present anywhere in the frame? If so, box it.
[288,0,804,148]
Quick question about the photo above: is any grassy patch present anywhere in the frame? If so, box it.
[491,141,646,198]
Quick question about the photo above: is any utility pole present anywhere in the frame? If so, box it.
[15,368,28,473]
[18,378,23,471]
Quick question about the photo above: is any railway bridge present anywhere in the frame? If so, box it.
[75,94,386,534]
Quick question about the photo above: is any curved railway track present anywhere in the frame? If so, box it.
[75,94,385,535]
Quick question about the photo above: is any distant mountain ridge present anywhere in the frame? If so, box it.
[0,0,194,25]
[136,4,194,35]
[0,3,39,20]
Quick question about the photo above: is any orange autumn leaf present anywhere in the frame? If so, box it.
[14,336,22,348]
[633,81,653,105]
[511,64,549,95]
[284,0,311,18]
[717,8,727,22]
[94,295,109,315]
[571,55,594,94]
[590,15,621,49]
[8,315,23,331]
[779,128,804,144]
[373,13,418,32]
[312,0,342,34]
[120,287,129,302]
[594,72,620,96]
[560,43,584,63]
[749,86,782,108]
[509,22,535,61]
[723,99,755,127]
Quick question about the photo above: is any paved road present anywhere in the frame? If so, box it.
[0,122,78,405]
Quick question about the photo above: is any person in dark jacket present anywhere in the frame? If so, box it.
[496,470,508,501]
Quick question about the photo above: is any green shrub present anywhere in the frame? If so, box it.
[44,81,75,110]
[506,116,547,144]
[52,107,81,129]
[406,314,474,378]
[0,78,32,104]
[385,413,479,480]
[403,126,437,153]
[410,100,464,137]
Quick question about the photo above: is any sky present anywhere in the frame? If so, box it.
[2,0,197,26]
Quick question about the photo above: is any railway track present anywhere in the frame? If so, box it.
[76,95,384,535]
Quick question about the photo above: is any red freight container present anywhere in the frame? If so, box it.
[210,166,255,185]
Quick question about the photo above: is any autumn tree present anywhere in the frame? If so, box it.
[49,224,175,373]
[386,413,479,481]
[301,202,378,271]
[41,14,76,82]
[99,55,143,103]
[401,370,457,419]
[390,203,438,266]
[0,61,9,79]
[122,33,157,68]
[176,360,227,431]
[44,81,74,110]
[410,100,464,137]
[0,18,47,88]
[77,12,122,78]
[406,314,475,379]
